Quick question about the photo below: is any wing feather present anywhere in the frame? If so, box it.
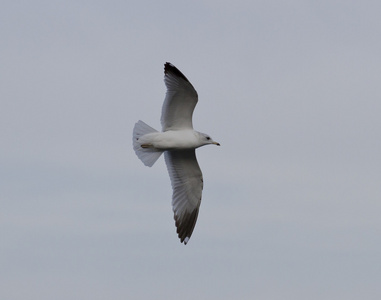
[161,63,198,131]
[164,150,203,244]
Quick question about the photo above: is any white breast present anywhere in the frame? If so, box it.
[152,130,201,150]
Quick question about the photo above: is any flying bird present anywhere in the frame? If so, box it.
[133,62,220,244]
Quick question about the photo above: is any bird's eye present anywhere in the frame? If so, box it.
[206,137,210,140]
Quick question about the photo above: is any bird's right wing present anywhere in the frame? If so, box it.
[161,63,198,131]
[164,150,203,244]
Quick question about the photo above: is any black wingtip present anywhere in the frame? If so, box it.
[174,209,199,245]
[164,62,191,83]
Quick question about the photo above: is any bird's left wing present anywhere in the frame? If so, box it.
[161,63,198,131]
[164,150,203,244]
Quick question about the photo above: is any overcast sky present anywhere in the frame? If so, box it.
[1,1,381,299]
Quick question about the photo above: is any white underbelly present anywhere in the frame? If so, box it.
[152,130,199,150]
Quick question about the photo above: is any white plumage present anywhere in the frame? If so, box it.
[133,62,219,244]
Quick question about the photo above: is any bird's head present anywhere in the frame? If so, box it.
[197,132,220,147]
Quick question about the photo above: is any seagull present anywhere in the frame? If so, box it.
[133,62,220,244]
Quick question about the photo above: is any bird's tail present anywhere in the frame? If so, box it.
[133,120,163,167]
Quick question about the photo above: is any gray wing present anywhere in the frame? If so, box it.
[161,62,198,131]
[164,150,203,244]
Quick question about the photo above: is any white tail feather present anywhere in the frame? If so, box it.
[133,120,163,167]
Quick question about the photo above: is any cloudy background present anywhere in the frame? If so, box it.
[1,1,380,299]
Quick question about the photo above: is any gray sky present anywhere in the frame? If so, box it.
[1,1,381,299]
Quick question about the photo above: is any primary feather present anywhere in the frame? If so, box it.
[161,63,198,131]
[164,150,203,244]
